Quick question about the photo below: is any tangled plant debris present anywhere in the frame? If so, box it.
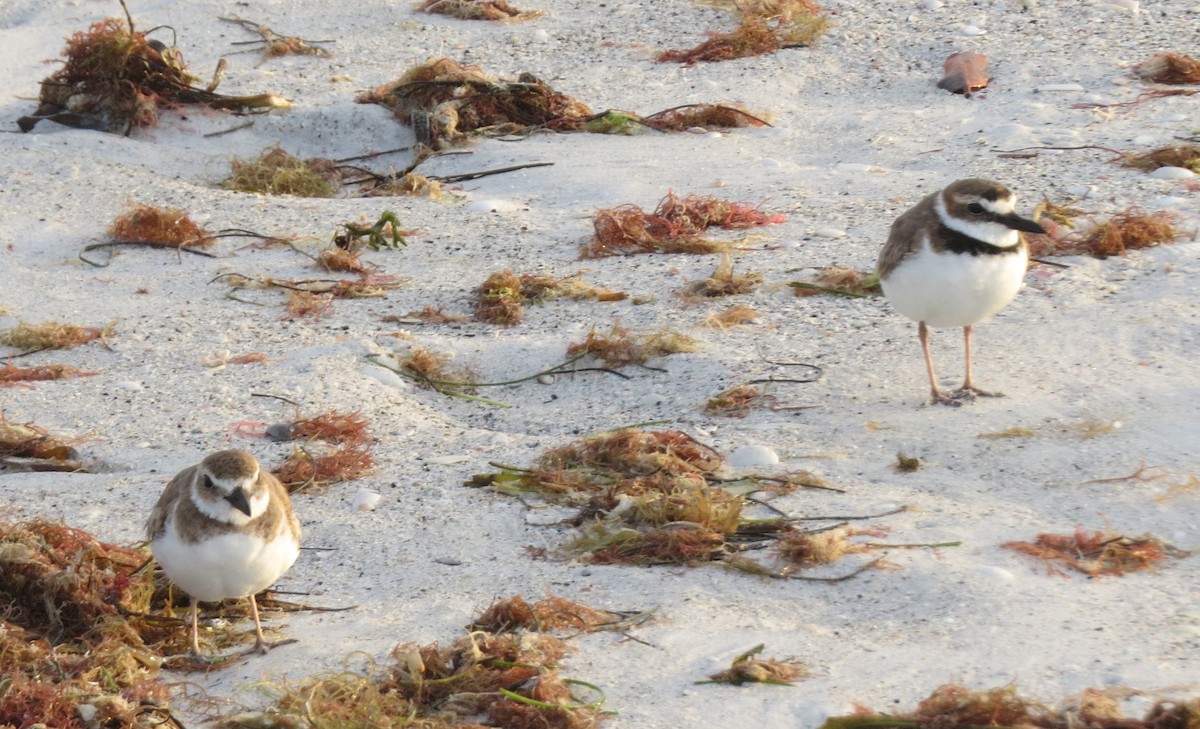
[220,16,333,60]
[584,192,786,258]
[0,320,111,352]
[658,0,829,64]
[790,267,881,298]
[357,58,769,149]
[467,429,921,577]
[19,10,288,133]
[224,146,341,197]
[476,270,626,325]
[1027,206,1182,258]
[1121,144,1200,173]
[418,0,541,21]
[565,324,700,369]
[700,644,810,686]
[684,255,763,298]
[109,203,212,248]
[819,683,1200,729]
[1132,52,1200,84]
[1003,529,1189,577]
[220,598,611,729]
[0,362,96,388]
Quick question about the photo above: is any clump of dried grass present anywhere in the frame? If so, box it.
[658,0,828,64]
[774,527,866,567]
[0,320,109,350]
[0,519,178,726]
[224,146,341,197]
[1121,144,1200,173]
[220,17,332,60]
[704,384,769,417]
[0,414,82,467]
[469,595,625,633]
[284,290,334,319]
[1003,529,1187,577]
[109,203,211,247]
[223,629,606,729]
[393,306,470,324]
[704,304,761,329]
[791,266,881,297]
[272,442,376,491]
[584,192,785,258]
[1132,52,1200,84]
[289,411,370,444]
[0,362,96,387]
[641,103,769,131]
[821,683,1200,729]
[566,324,700,368]
[396,346,477,392]
[702,644,810,686]
[317,247,370,274]
[19,16,288,133]
[1029,208,1182,258]
[417,0,541,21]
[476,271,625,324]
[362,172,444,199]
[685,254,763,298]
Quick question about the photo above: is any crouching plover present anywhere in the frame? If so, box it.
[147,449,300,658]
[876,178,1044,405]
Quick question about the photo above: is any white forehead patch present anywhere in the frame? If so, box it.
[980,196,1015,215]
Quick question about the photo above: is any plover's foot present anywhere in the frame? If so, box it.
[954,386,1004,400]
[243,637,298,656]
[927,390,963,407]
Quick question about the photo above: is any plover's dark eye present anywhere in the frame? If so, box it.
[967,203,985,214]
[202,475,215,490]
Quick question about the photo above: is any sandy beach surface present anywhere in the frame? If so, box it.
[2,0,1199,726]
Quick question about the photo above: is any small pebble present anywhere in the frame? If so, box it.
[1106,0,1139,12]
[1065,185,1093,197]
[1148,166,1195,180]
[537,373,556,385]
[115,380,143,391]
[759,158,783,168]
[427,454,471,465]
[265,422,295,441]
[959,24,986,35]
[726,444,780,468]
[353,489,381,512]
[1036,83,1086,92]
[813,227,848,239]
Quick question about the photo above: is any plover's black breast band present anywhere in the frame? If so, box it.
[938,224,1021,257]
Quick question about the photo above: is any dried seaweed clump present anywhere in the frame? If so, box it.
[469,595,626,633]
[418,0,541,21]
[220,630,606,729]
[224,146,341,197]
[1132,52,1200,84]
[0,320,109,351]
[272,442,376,491]
[705,304,761,329]
[819,683,1200,729]
[658,0,829,64]
[0,519,174,727]
[316,247,371,274]
[566,324,700,368]
[20,17,288,133]
[476,270,626,325]
[585,191,786,258]
[1121,144,1200,173]
[685,254,763,298]
[1028,208,1181,258]
[702,644,810,686]
[357,58,593,149]
[362,171,444,199]
[704,384,770,417]
[468,429,858,572]
[109,203,211,247]
[1003,529,1188,577]
[0,362,96,387]
[0,415,83,471]
[790,266,881,297]
[641,103,770,131]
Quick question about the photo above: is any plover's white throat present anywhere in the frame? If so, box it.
[877,178,1044,405]
[147,449,301,658]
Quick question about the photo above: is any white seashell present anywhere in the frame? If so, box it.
[726,444,780,468]
[353,489,381,512]
[1036,83,1086,93]
[426,454,471,465]
[813,227,848,239]
[1148,166,1195,180]
[115,380,143,391]
[959,24,986,36]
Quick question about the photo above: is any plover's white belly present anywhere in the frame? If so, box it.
[882,244,1027,328]
[153,528,299,603]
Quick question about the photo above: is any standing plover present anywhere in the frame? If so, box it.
[147,449,300,657]
[876,178,1044,405]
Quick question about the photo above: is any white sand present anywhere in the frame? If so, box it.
[2,0,1199,725]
